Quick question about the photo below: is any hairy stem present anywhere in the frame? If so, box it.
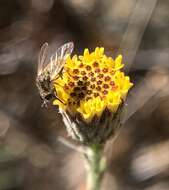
[85,144,106,190]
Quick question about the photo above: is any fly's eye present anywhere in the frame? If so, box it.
[45,94,53,100]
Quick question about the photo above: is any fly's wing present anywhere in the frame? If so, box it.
[50,42,74,80]
[38,42,49,76]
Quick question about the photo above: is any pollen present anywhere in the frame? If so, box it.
[53,47,133,122]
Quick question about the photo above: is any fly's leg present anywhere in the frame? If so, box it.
[52,89,66,105]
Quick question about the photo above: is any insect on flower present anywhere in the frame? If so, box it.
[36,42,74,107]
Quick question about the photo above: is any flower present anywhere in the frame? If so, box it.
[53,47,133,144]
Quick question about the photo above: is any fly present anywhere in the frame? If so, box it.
[36,42,74,107]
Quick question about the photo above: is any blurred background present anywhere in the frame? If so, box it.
[0,0,169,189]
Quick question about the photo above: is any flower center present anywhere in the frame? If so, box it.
[64,61,116,107]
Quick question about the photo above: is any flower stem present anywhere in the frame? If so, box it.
[85,144,106,190]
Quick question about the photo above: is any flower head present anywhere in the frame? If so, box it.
[53,47,133,143]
